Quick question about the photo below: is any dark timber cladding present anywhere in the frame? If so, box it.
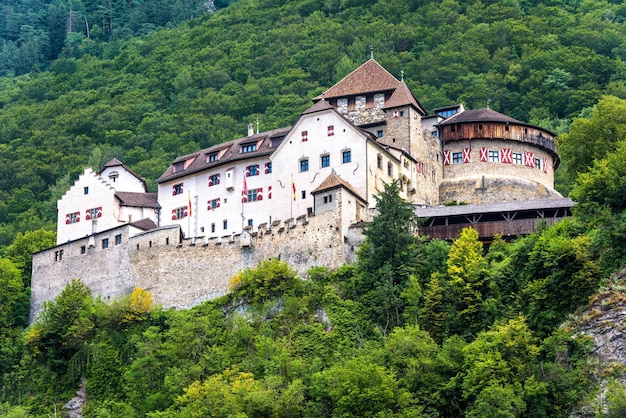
[416,198,574,242]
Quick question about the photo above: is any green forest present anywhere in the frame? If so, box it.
[3,0,626,415]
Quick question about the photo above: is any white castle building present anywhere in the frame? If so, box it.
[34,59,571,320]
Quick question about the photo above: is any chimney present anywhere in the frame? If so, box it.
[248,123,254,137]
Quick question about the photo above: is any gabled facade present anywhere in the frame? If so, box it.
[56,159,159,245]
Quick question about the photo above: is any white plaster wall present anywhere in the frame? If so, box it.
[270,110,369,222]
[158,157,275,240]
[57,169,117,244]
[100,166,145,192]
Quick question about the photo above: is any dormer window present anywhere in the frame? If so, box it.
[241,143,257,153]
[208,152,218,162]
[173,161,185,173]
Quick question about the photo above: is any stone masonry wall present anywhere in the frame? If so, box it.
[31,227,135,321]
[131,210,351,310]
[31,210,359,321]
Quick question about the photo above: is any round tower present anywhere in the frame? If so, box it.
[438,109,561,205]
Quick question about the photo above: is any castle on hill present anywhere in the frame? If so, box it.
[31,59,571,321]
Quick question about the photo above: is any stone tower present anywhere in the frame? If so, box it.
[438,108,561,204]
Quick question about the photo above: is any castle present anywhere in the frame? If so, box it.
[31,59,571,321]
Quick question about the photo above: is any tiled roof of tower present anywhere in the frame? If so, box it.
[383,81,427,116]
[156,126,291,184]
[314,59,401,100]
[312,172,367,203]
[439,108,523,125]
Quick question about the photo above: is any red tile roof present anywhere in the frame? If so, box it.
[315,59,401,99]
[384,81,427,115]
[115,192,160,208]
[312,172,367,203]
[156,126,291,184]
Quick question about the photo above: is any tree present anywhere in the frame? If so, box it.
[445,227,487,337]
[558,96,626,182]
[0,258,22,330]
[355,180,420,332]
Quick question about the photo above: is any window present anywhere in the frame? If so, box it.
[377,130,383,138]
[265,162,272,174]
[513,152,523,165]
[174,161,185,172]
[323,195,333,204]
[84,187,89,195]
[387,162,393,176]
[450,125,456,132]
[246,188,263,202]
[208,152,218,162]
[248,219,253,227]
[321,154,330,168]
[80,246,86,254]
[301,131,308,142]
[505,125,510,132]
[300,159,309,172]
[534,158,542,170]
[173,207,187,219]
[342,150,351,164]
[115,234,122,245]
[173,183,183,195]
[327,125,334,136]
[377,154,382,169]
[489,150,499,162]
[452,152,463,164]
[223,220,228,230]
[246,165,259,176]
[86,207,102,220]
[102,238,109,249]
[66,212,80,224]
[211,223,216,233]
[209,173,220,186]
[241,143,257,153]
[109,171,118,182]
[301,190,306,199]
[478,124,483,130]
[399,110,404,117]
[208,198,220,210]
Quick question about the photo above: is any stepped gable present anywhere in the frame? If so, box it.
[312,172,367,203]
[314,59,401,100]
[383,81,427,116]
[115,192,160,208]
[156,126,291,183]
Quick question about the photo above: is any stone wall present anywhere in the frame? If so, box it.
[31,226,136,321]
[438,175,562,205]
[30,210,360,321]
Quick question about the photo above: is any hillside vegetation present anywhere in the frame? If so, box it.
[1,0,626,247]
[3,0,626,415]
